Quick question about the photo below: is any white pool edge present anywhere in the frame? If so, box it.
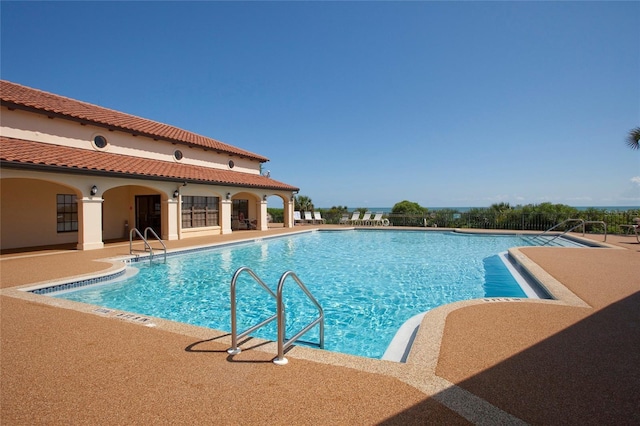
[383,250,544,362]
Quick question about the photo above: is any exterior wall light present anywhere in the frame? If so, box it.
[226,192,231,200]
[263,195,268,201]
[173,190,180,198]
[90,185,98,196]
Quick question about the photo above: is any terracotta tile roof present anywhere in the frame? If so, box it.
[0,80,269,162]
[0,137,298,192]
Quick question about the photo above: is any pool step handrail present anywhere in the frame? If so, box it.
[129,228,154,264]
[129,227,166,264]
[143,227,167,263]
[524,218,591,246]
[582,221,607,242]
[274,271,324,365]
[227,267,324,365]
[227,267,278,356]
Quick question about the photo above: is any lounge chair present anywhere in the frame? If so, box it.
[339,213,350,225]
[313,212,326,224]
[294,211,305,225]
[620,220,640,242]
[304,211,314,223]
[357,212,372,226]
[347,211,361,225]
[370,212,384,226]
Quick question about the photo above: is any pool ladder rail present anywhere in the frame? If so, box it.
[522,218,607,246]
[129,227,167,264]
[227,266,324,365]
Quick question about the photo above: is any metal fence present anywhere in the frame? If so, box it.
[320,211,639,234]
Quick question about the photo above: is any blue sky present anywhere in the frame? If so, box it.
[2,1,638,208]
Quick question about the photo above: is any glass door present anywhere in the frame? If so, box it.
[135,195,161,236]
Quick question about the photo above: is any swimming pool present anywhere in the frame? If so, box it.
[54,230,550,359]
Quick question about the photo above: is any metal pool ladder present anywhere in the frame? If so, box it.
[227,266,324,365]
[129,227,167,264]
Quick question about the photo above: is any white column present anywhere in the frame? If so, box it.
[77,196,104,250]
[164,198,179,240]
[286,199,295,228]
[259,199,268,231]
[221,199,233,234]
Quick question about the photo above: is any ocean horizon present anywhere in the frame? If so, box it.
[316,206,640,213]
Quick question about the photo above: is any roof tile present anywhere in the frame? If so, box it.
[0,137,298,192]
[0,80,268,162]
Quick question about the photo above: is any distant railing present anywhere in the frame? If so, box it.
[319,210,638,234]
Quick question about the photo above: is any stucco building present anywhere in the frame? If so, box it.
[0,80,299,251]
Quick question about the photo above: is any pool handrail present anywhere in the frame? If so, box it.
[274,271,324,365]
[582,221,607,242]
[227,266,278,356]
[129,227,167,264]
[143,227,167,263]
[227,267,324,365]
[527,218,586,246]
[530,219,608,245]
[129,228,154,264]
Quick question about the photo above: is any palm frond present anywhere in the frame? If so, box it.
[626,127,640,150]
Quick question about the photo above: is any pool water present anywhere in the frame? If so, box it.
[56,230,539,359]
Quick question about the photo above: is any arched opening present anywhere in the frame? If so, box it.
[266,194,289,228]
[102,185,165,242]
[103,184,168,241]
[230,192,261,230]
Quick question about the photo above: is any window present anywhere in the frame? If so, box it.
[92,135,108,150]
[181,196,220,228]
[228,160,235,169]
[174,150,183,161]
[57,194,78,232]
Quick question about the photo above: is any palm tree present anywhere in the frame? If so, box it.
[626,127,640,150]
[294,195,313,215]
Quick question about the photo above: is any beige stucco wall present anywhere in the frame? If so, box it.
[0,178,79,249]
[1,107,262,174]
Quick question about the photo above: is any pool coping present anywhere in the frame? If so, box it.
[1,227,614,424]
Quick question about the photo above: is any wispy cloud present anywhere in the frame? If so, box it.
[631,176,640,186]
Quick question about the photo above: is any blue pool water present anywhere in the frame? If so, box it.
[55,230,540,359]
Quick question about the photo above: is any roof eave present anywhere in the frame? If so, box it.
[0,161,299,192]
[1,100,270,163]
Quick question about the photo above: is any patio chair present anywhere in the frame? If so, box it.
[339,213,350,225]
[236,212,256,230]
[357,212,372,226]
[347,211,361,225]
[370,212,384,226]
[313,212,326,224]
[294,211,305,225]
[304,211,314,223]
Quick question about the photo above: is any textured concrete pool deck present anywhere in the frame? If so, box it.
[1,227,639,424]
